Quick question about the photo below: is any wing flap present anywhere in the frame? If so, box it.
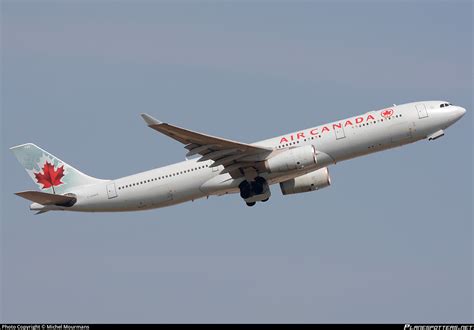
[185,144,217,157]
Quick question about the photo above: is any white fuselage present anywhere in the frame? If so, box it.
[39,100,465,212]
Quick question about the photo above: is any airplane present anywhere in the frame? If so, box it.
[11,100,466,214]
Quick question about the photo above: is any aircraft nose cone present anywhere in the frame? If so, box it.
[450,106,466,123]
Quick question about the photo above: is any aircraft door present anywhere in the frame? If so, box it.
[416,104,428,119]
[334,125,346,140]
[106,182,118,199]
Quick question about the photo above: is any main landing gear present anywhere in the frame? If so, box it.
[239,177,271,207]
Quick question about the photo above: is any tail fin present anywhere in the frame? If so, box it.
[10,143,105,194]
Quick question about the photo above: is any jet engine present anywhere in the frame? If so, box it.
[265,145,317,173]
[279,167,331,195]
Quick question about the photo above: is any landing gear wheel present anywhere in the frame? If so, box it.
[252,176,266,195]
[261,198,269,202]
[239,181,252,199]
[251,181,264,195]
[246,202,256,207]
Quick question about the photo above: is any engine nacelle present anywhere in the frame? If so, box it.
[265,145,316,173]
[280,167,331,195]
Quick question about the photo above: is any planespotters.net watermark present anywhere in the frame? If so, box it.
[2,326,89,330]
[405,325,474,330]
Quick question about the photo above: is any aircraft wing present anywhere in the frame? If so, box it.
[141,113,273,176]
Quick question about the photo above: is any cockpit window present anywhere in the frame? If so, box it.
[440,103,450,108]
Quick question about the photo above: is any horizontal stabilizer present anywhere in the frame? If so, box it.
[15,191,76,207]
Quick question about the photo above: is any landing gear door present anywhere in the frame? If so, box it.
[416,104,428,119]
[106,182,118,199]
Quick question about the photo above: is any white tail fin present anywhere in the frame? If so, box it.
[10,143,105,194]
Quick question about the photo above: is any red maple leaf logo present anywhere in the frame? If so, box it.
[381,109,394,118]
[34,161,65,193]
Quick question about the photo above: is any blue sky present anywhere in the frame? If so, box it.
[1,1,472,323]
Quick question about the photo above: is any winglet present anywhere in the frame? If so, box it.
[141,113,162,126]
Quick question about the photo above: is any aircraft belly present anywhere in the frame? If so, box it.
[135,179,202,209]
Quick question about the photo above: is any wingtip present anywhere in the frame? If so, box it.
[141,113,162,126]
